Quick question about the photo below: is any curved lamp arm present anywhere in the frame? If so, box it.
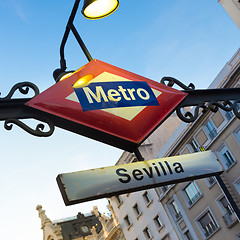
[54,0,119,82]
[54,0,93,82]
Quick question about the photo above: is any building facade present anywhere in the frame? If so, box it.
[218,0,240,29]
[110,48,240,240]
[156,48,240,240]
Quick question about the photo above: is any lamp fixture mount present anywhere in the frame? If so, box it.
[53,0,119,82]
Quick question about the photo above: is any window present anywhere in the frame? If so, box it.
[115,195,123,207]
[219,196,234,216]
[153,215,162,229]
[234,127,240,144]
[225,111,234,120]
[124,215,131,227]
[205,120,217,139]
[219,196,236,227]
[115,195,121,203]
[162,185,169,192]
[131,158,138,163]
[205,176,216,188]
[218,145,236,170]
[162,234,171,240]
[236,233,240,240]
[161,185,172,193]
[143,227,152,239]
[143,191,151,204]
[169,200,181,220]
[234,178,240,194]
[197,210,219,238]
[133,203,141,217]
[190,139,200,152]
[183,181,202,206]
[184,230,193,240]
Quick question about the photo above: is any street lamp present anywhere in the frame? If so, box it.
[53,0,119,82]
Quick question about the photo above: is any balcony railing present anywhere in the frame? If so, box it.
[203,223,218,237]
[222,212,238,228]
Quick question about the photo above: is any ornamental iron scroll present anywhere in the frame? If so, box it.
[176,103,207,123]
[0,82,55,137]
[0,82,39,100]
[161,76,195,91]
[161,77,240,123]
[4,118,54,137]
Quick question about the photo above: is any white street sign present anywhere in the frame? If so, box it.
[57,151,223,205]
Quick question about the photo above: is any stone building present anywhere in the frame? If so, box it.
[37,205,125,240]
[110,48,240,240]
[156,48,240,240]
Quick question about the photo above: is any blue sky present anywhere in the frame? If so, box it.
[0,0,239,239]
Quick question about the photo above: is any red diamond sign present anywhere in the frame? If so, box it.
[26,60,187,151]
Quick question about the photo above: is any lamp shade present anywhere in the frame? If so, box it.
[82,0,119,19]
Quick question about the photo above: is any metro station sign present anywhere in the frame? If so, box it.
[26,59,187,151]
[57,151,223,205]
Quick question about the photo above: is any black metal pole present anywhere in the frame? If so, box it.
[69,22,93,62]
[60,0,81,70]
[216,175,240,222]
[134,148,144,161]
[59,0,93,71]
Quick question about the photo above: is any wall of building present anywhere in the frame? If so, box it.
[219,0,240,29]
[110,48,240,240]
[157,48,240,240]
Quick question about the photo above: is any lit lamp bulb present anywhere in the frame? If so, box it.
[82,0,119,19]
[73,74,94,88]
[59,72,74,81]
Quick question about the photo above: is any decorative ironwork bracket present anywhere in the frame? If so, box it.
[0,82,54,137]
[0,79,239,141]
[161,77,240,123]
